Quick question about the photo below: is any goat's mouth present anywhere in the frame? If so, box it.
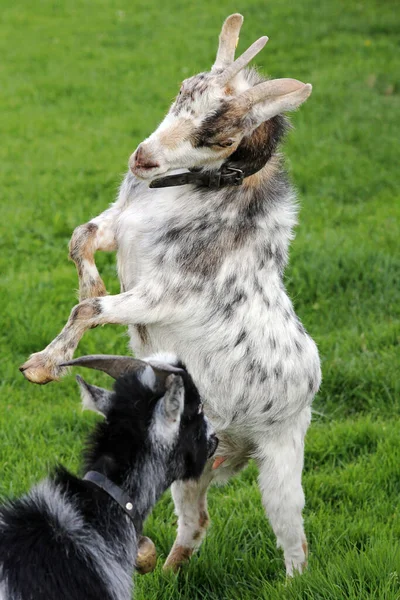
[131,164,165,179]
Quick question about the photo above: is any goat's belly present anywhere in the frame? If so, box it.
[127,318,320,435]
[116,257,321,433]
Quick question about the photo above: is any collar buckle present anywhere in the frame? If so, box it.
[222,167,245,187]
[208,167,244,189]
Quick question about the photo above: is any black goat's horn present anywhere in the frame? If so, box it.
[60,354,185,392]
[60,355,147,380]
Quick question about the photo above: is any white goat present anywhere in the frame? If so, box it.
[21,14,321,576]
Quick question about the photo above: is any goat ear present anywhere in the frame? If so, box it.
[161,374,184,423]
[239,79,312,126]
[137,364,157,390]
[76,375,114,417]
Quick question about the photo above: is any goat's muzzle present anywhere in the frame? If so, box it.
[130,144,160,176]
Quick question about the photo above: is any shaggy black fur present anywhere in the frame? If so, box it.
[0,367,215,600]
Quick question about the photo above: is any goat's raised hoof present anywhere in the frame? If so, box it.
[19,352,62,384]
[136,536,157,574]
[163,545,193,572]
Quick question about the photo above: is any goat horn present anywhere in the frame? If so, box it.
[212,13,244,71]
[237,78,311,108]
[59,355,148,379]
[217,36,268,86]
[60,354,185,392]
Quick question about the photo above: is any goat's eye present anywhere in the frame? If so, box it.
[216,139,234,148]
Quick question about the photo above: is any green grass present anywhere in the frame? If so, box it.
[0,0,399,598]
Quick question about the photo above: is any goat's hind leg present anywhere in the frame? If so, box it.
[256,408,311,576]
[69,210,117,301]
[164,464,214,571]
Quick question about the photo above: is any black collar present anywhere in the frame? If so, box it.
[148,136,275,190]
[84,470,138,528]
[149,119,282,190]
[149,166,245,190]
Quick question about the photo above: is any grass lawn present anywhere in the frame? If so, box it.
[0,0,399,598]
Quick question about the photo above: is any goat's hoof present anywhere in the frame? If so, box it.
[163,545,193,572]
[19,352,62,384]
[285,541,308,577]
[286,562,307,577]
[136,536,157,575]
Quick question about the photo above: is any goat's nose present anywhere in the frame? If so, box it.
[135,144,145,165]
[131,144,160,172]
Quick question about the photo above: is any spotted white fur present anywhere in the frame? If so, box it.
[21,14,320,576]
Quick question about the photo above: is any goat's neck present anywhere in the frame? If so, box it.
[89,454,170,534]
[121,460,170,532]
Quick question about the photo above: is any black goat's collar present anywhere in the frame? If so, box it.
[149,166,245,190]
[84,470,137,525]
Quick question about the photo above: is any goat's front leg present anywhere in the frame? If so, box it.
[69,208,118,301]
[20,288,168,384]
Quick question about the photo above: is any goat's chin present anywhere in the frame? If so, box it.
[131,167,167,181]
